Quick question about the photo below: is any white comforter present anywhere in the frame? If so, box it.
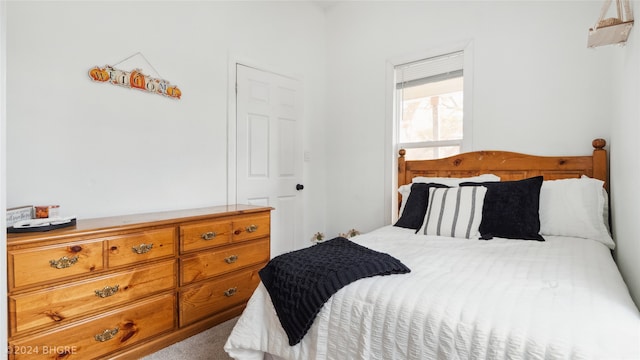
[225,226,640,360]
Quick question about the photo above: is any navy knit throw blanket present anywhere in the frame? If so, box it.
[258,237,411,346]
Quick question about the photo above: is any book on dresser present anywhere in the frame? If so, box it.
[6,204,272,360]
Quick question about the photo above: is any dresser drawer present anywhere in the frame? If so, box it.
[9,239,104,290]
[232,214,270,243]
[8,293,176,360]
[179,267,261,326]
[9,259,176,336]
[180,238,269,285]
[180,220,233,253]
[107,227,175,268]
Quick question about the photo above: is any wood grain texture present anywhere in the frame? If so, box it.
[7,205,273,248]
[231,214,271,243]
[180,238,270,285]
[180,220,233,253]
[7,205,272,360]
[399,139,608,188]
[9,239,104,290]
[179,266,262,327]
[398,139,608,210]
[106,227,176,268]
[10,259,176,335]
[9,294,176,360]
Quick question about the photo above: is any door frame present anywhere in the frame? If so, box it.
[226,54,301,206]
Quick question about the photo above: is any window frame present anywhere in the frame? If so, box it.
[384,41,474,223]
[395,51,465,159]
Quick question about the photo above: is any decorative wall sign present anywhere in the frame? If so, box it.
[88,53,181,99]
[89,66,181,99]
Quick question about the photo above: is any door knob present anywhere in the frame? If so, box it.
[296,184,304,191]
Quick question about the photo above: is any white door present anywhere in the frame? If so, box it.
[235,64,304,257]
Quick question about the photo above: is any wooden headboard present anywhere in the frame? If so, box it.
[398,138,608,190]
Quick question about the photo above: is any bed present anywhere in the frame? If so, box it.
[224,139,640,360]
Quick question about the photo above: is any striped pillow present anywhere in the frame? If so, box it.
[420,186,487,239]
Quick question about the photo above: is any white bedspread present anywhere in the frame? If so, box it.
[225,226,640,360]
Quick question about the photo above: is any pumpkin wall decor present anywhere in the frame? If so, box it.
[88,65,181,99]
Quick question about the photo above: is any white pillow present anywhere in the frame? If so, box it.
[586,175,611,234]
[419,186,487,239]
[539,177,614,248]
[399,174,500,215]
[398,184,414,216]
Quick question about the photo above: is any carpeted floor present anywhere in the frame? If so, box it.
[141,317,238,360]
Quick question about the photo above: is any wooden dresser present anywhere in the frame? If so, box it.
[6,205,272,360]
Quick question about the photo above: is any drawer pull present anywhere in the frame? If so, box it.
[224,254,238,264]
[201,231,217,240]
[95,285,120,298]
[235,224,259,235]
[49,255,79,269]
[224,287,237,297]
[94,327,119,342]
[132,243,153,254]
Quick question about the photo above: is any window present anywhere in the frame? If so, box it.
[395,51,465,160]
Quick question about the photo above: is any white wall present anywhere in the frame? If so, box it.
[5,1,328,240]
[1,0,8,352]
[324,1,614,233]
[611,0,640,305]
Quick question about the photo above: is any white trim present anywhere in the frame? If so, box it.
[1,0,8,350]
[399,139,463,149]
[385,39,475,222]
[384,61,396,223]
[226,56,238,206]
[462,40,474,153]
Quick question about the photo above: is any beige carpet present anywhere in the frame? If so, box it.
[141,317,238,360]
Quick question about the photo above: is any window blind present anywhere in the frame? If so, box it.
[396,51,464,89]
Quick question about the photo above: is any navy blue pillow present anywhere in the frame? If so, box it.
[460,176,544,241]
[395,183,449,231]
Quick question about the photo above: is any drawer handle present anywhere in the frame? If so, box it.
[94,327,119,342]
[132,243,153,254]
[234,224,258,235]
[224,254,238,264]
[201,231,217,240]
[95,285,120,298]
[224,287,237,297]
[49,255,79,269]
